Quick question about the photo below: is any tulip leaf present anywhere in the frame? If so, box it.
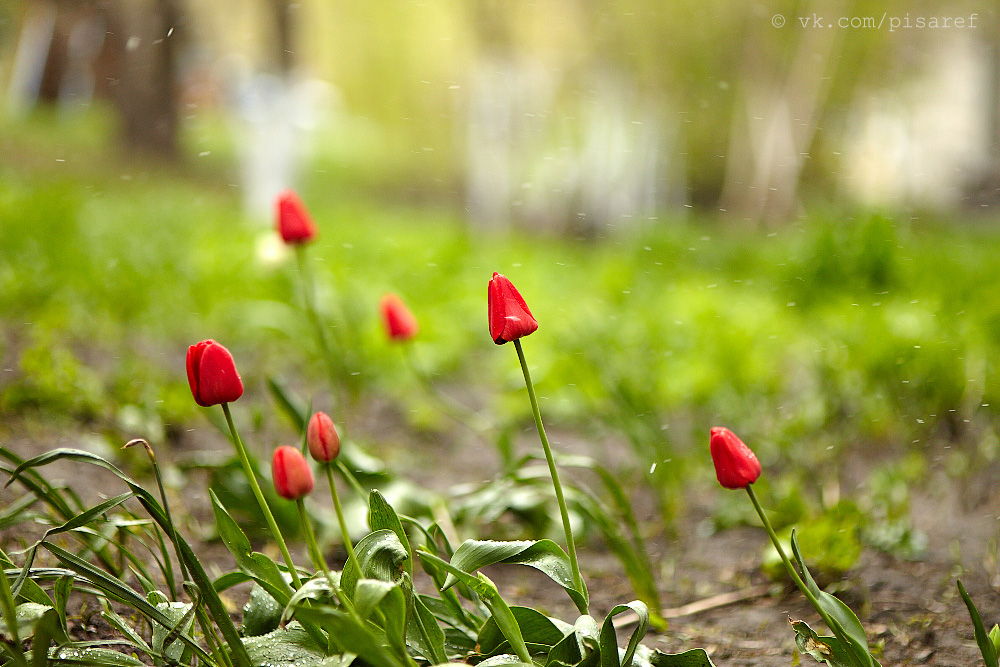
[210,490,294,607]
[151,600,195,664]
[790,619,860,667]
[292,604,407,667]
[368,490,412,577]
[240,624,331,667]
[407,589,449,664]
[638,644,716,667]
[341,529,409,597]
[49,646,148,667]
[958,580,1000,667]
[790,532,878,667]
[599,601,648,667]
[266,376,308,432]
[0,601,50,643]
[443,539,588,614]
[476,606,570,657]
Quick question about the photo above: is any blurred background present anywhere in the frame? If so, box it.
[3,0,998,224]
[2,0,1000,561]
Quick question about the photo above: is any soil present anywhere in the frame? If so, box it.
[4,410,1000,667]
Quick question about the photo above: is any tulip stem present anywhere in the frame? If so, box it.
[745,485,841,641]
[325,464,360,590]
[221,403,302,589]
[401,343,491,440]
[296,246,350,425]
[513,339,585,609]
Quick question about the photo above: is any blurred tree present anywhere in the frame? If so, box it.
[102,0,184,157]
[7,0,184,158]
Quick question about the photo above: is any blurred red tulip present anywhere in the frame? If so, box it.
[276,190,317,244]
[380,293,419,342]
[307,411,341,462]
[272,446,314,500]
[488,272,538,345]
[186,340,244,407]
[710,427,761,489]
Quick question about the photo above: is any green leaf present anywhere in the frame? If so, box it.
[5,448,251,667]
[211,490,294,606]
[243,583,283,637]
[791,532,877,667]
[641,644,716,667]
[408,589,449,664]
[362,579,408,660]
[477,606,570,657]
[444,539,588,613]
[100,608,150,653]
[49,646,147,666]
[151,601,194,665]
[292,605,407,667]
[342,529,409,596]
[30,608,62,667]
[41,543,210,663]
[791,619,859,667]
[478,656,535,667]
[267,376,308,432]
[958,580,999,667]
[600,602,648,667]
[368,491,413,577]
[280,576,342,627]
[0,548,52,607]
[241,624,331,667]
[0,602,50,643]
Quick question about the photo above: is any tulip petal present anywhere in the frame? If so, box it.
[710,426,761,489]
[194,341,244,406]
[488,272,538,344]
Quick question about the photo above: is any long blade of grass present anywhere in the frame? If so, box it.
[6,448,251,667]
[958,580,1000,667]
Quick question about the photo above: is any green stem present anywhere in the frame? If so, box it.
[297,499,330,579]
[297,497,363,624]
[335,458,367,501]
[221,403,302,589]
[745,485,838,634]
[326,465,360,583]
[402,344,490,439]
[296,245,350,423]
[513,339,584,606]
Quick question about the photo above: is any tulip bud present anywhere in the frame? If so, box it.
[307,411,340,462]
[487,272,538,345]
[276,190,317,245]
[272,446,314,500]
[710,427,762,489]
[186,340,244,407]
[379,293,419,342]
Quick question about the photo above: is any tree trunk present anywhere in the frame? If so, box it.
[102,0,182,158]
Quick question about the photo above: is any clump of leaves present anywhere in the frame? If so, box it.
[1,445,710,667]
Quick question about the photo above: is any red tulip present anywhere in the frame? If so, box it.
[276,190,317,245]
[186,340,244,407]
[307,411,341,463]
[272,446,314,500]
[488,272,538,345]
[380,293,419,342]
[710,427,762,490]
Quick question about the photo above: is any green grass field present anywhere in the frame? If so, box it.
[3,110,1000,542]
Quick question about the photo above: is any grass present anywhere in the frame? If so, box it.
[3,108,1000,532]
